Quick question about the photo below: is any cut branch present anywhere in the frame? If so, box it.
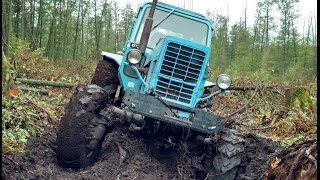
[225,85,259,128]
[16,78,73,88]
[227,86,259,118]
[287,147,307,180]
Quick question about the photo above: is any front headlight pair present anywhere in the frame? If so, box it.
[216,74,231,89]
[128,50,231,90]
[128,49,142,65]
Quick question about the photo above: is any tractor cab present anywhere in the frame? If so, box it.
[133,2,211,49]
[101,1,231,111]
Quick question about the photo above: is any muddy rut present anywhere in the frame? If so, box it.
[2,124,282,180]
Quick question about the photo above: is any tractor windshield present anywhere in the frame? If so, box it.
[135,7,209,48]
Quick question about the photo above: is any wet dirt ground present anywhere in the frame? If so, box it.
[2,124,282,180]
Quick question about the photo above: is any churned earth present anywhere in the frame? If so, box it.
[2,123,282,180]
[2,82,290,180]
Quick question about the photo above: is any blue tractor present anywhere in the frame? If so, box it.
[56,1,245,179]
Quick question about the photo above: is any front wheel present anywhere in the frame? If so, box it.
[205,128,246,180]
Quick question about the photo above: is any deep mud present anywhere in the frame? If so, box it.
[2,125,282,180]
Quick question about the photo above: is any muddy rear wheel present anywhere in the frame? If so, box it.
[56,84,110,169]
[57,60,119,169]
[205,128,245,180]
[91,60,119,99]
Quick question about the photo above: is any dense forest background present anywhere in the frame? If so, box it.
[2,0,317,83]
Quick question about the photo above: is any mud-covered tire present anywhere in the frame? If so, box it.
[212,128,246,180]
[91,60,119,99]
[56,84,110,169]
[57,60,119,169]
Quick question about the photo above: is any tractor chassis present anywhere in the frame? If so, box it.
[101,90,226,138]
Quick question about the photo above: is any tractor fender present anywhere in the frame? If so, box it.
[204,81,215,88]
[101,51,123,66]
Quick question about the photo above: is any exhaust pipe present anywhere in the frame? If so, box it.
[139,0,158,55]
[104,106,145,127]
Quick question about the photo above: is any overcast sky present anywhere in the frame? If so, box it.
[116,0,317,35]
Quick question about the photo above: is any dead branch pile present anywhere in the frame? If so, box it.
[265,135,317,180]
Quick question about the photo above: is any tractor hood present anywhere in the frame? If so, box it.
[143,35,210,108]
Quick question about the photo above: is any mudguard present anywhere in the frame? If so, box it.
[204,81,215,88]
[101,51,123,66]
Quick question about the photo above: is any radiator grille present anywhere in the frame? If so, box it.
[155,42,206,104]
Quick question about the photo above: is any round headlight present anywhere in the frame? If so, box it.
[128,49,142,65]
[216,74,232,89]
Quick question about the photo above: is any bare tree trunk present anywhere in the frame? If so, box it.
[37,0,43,48]
[302,18,305,58]
[14,1,21,38]
[86,13,90,60]
[265,1,270,47]
[73,3,81,61]
[106,9,112,51]
[124,9,128,42]
[282,6,287,69]
[252,12,260,62]
[97,1,107,55]
[260,21,265,54]
[313,11,317,61]
[291,17,297,63]
[94,0,99,58]
[21,0,25,40]
[62,0,68,60]
[304,16,312,69]
[2,0,6,45]
[114,1,119,53]
[81,3,86,60]
[285,9,290,67]
[244,0,247,32]
[30,0,36,48]
[4,0,13,54]
[46,0,57,61]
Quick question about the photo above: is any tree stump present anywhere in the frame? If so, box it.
[284,87,313,113]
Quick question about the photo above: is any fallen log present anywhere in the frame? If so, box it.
[20,87,49,95]
[16,78,73,88]
[227,86,284,96]
[227,86,256,91]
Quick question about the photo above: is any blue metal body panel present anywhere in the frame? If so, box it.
[100,2,224,121]
[143,36,210,108]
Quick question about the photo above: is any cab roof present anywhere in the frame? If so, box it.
[139,1,212,26]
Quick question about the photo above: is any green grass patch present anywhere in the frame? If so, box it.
[2,95,54,153]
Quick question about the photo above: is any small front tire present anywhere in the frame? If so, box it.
[205,128,245,180]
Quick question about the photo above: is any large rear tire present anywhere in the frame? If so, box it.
[56,84,110,169]
[56,60,119,169]
[91,60,119,99]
